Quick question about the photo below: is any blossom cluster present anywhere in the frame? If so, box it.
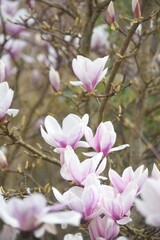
[40,112,149,240]
[0,57,159,239]
[0,0,159,239]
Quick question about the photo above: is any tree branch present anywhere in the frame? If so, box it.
[0,124,60,166]
[97,21,140,125]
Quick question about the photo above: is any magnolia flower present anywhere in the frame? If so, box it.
[0,60,5,82]
[100,183,137,225]
[132,0,141,19]
[52,176,101,221]
[135,178,160,227]
[0,0,19,20]
[109,165,148,195]
[106,1,115,25]
[40,114,89,152]
[64,233,83,240]
[1,1,26,35]
[91,25,109,53]
[4,39,27,58]
[49,67,60,92]
[70,55,108,92]
[84,121,129,157]
[0,193,82,238]
[0,82,19,120]
[88,216,119,240]
[60,146,106,185]
[5,13,26,36]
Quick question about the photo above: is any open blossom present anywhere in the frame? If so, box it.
[49,66,60,92]
[1,0,26,35]
[90,25,109,53]
[109,165,148,195]
[88,216,119,240]
[99,183,137,225]
[4,39,27,58]
[0,82,19,120]
[0,193,81,238]
[52,176,101,221]
[5,9,27,36]
[70,55,108,92]
[60,146,106,185]
[40,114,89,152]
[84,121,129,157]
[135,178,160,227]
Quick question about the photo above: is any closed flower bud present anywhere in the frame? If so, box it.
[49,67,60,92]
[106,1,115,25]
[132,0,141,19]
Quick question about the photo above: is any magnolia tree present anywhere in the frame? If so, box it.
[0,0,160,239]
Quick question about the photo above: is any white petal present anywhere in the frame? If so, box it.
[41,211,82,226]
[62,114,81,135]
[82,151,97,157]
[44,115,62,134]
[117,217,132,225]
[52,187,64,203]
[82,114,89,125]
[96,157,107,175]
[109,144,129,153]
[6,109,19,117]
[75,141,90,149]
[40,126,58,147]
[70,81,83,86]
[0,82,10,103]
[64,233,83,240]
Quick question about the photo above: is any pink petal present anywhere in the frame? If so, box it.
[109,169,125,192]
